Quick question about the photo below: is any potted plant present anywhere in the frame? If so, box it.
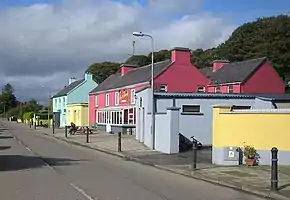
[243,145,258,166]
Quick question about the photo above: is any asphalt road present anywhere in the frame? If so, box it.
[0,121,264,200]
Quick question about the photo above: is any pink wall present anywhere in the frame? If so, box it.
[241,62,285,94]
[207,84,241,93]
[171,49,191,65]
[155,63,210,92]
[89,84,147,125]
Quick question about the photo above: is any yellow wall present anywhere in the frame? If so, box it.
[66,104,88,126]
[212,106,290,151]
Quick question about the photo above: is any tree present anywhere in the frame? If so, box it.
[86,62,120,84]
[148,50,171,63]
[0,83,17,113]
[125,55,150,66]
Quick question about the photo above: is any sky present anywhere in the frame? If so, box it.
[0,0,289,105]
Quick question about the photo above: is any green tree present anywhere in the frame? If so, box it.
[86,62,120,84]
[148,50,171,63]
[125,55,150,66]
[0,83,17,114]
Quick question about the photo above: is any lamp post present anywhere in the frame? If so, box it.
[42,86,51,128]
[133,32,155,149]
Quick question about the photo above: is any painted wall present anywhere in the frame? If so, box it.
[67,73,98,104]
[88,83,147,126]
[52,96,67,128]
[207,84,241,93]
[154,62,210,92]
[241,62,285,94]
[67,104,89,126]
[212,106,290,165]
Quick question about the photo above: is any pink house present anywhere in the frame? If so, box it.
[88,47,209,131]
[201,58,285,94]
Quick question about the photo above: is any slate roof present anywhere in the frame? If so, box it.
[52,79,84,98]
[90,60,172,94]
[201,57,267,85]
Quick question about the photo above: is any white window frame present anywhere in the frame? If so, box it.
[131,89,136,104]
[197,86,205,93]
[159,85,167,92]
[215,86,221,93]
[115,92,119,106]
[105,93,109,106]
[228,85,234,93]
[95,95,98,107]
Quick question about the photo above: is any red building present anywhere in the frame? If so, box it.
[201,58,285,94]
[88,47,209,130]
[89,47,285,131]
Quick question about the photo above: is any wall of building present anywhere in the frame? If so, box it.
[241,62,285,94]
[154,62,209,92]
[52,96,67,128]
[66,104,88,127]
[67,74,97,104]
[212,106,290,165]
[207,84,241,93]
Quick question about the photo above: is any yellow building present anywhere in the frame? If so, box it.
[66,103,89,127]
[212,105,290,165]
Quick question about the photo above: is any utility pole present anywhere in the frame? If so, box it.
[48,95,50,128]
[132,40,135,56]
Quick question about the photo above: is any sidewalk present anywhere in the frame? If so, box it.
[18,123,290,200]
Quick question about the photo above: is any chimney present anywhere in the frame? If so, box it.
[84,73,93,80]
[212,60,230,72]
[68,77,77,85]
[170,47,191,64]
[120,64,138,76]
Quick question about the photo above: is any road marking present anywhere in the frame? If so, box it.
[25,147,32,152]
[70,183,96,200]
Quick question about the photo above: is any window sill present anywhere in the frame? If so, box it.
[181,112,204,116]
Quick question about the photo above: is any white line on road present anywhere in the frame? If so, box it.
[70,183,96,200]
[25,147,32,152]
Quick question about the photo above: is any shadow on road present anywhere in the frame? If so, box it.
[0,146,11,150]
[0,155,85,171]
[0,136,14,139]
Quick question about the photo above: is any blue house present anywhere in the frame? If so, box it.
[52,73,97,128]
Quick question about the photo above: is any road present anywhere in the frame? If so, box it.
[0,122,264,200]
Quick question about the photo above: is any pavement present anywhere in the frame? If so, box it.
[0,122,286,200]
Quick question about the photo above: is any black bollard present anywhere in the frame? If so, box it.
[65,126,68,138]
[191,136,197,170]
[52,120,55,134]
[29,122,32,128]
[271,147,278,191]
[34,122,36,129]
[86,127,89,143]
[118,132,122,152]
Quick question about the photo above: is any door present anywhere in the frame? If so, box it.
[54,112,60,128]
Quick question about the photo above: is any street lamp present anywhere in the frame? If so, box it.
[133,31,155,150]
[42,86,51,128]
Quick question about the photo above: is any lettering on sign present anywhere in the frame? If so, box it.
[228,151,235,158]
[119,90,129,103]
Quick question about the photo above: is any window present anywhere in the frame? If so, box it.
[139,97,143,108]
[182,105,201,113]
[105,93,109,106]
[228,85,234,93]
[231,105,251,110]
[54,99,57,107]
[131,89,136,104]
[63,97,65,107]
[159,85,167,92]
[96,108,136,125]
[215,86,221,93]
[95,95,98,107]
[197,86,205,93]
[115,92,119,106]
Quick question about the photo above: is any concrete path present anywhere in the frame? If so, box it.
[0,121,264,200]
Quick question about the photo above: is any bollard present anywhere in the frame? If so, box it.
[34,122,36,129]
[52,120,55,134]
[29,122,32,128]
[65,126,68,138]
[86,127,89,143]
[271,147,278,191]
[191,136,197,170]
[118,132,122,152]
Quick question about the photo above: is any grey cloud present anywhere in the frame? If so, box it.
[0,0,235,103]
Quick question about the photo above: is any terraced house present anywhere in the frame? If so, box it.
[52,73,97,128]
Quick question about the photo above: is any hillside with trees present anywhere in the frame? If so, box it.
[0,83,44,120]
[87,14,290,84]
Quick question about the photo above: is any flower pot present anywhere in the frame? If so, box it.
[245,158,255,166]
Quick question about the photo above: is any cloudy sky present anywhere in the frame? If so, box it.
[0,0,289,105]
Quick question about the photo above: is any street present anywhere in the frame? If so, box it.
[0,122,264,200]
